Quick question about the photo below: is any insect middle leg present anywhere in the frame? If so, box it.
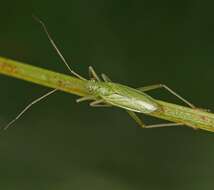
[101,73,112,82]
[138,84,196,108]
[127,110,183,128]
[90,99,111,107]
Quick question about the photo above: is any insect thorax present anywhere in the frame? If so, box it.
[86,80,113,97]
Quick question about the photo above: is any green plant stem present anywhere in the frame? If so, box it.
[150,101,214,132]
[0,56,214,132]
[0,57,89,97]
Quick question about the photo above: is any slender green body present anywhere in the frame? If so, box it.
[87,81,160,113]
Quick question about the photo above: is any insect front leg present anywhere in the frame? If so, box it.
[137,84,196,108]
[127,110,183,128]
[76,95,95,103]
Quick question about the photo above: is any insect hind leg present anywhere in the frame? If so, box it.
[138,84,196,109]
[127,110,183,128]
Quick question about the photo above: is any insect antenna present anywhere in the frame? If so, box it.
[33,15,86,81]
[1,89,57,132]
[1,16,88,132]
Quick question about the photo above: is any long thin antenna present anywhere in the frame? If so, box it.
[1,89,57,131]
[33,15,86,81]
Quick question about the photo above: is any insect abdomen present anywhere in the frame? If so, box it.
[102,93,159,113]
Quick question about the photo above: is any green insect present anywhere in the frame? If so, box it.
[3,17,203,131]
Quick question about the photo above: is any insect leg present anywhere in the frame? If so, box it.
[77,95,111,107]
[127,110,145,127]
[76,96,95,103]
[90,100,111,107]
[138,84,196,108]
[101,73,179,124]
[85,74,194,127]
[144,123,184,128]
[101,73,112,82]
[88,66,101,81]
[2,89,57,131]
[127,110,183,128]
[33,15,86,80]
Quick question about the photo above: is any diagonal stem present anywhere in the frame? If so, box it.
[0,56,214,132]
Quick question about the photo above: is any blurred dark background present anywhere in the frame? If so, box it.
[1,0,214,189]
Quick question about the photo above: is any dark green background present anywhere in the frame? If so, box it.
[1,0,214,189]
